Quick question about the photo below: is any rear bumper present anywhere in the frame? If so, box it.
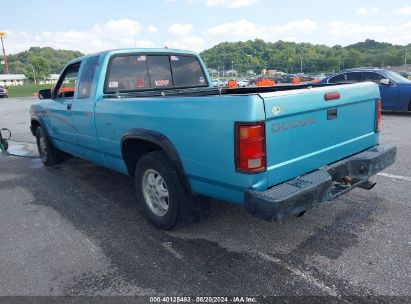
[244,145,396,221]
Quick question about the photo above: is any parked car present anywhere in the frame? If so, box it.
[31,49,396,229]
[399,71,411,80]
[0,86,8,98]
[236,79,249,87]
[319,68,411,111]
[212,79,222,88]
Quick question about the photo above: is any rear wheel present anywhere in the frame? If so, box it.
[135,151,186,230]
[408,101,411,112]
[35,126,63,166]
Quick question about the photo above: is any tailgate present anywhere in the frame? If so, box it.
[261,82,380,187]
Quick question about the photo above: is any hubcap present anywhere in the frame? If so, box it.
[38,134,48,161]
[142,169,169,217]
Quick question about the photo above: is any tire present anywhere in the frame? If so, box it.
[408,101,411,112]
[35,126,63,166]
[135,151,186,230]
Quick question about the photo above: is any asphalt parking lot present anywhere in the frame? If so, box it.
[0,98,410,299]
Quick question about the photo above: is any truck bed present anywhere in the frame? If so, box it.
[102,83,344,99]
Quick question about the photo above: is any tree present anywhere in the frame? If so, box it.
[24,56,51,83]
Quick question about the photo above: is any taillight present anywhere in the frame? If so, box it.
[324,91,340,101]
[376,98,382,132]
[235,122,266,173]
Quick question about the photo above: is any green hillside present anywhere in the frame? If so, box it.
[1,47,83,74]
[1,39,410,76]
[200,39,411,74]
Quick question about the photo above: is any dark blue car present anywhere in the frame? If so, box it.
[319,68,411,111]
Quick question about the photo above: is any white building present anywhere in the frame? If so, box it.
[0,74,27,86]
[0,74,60,86]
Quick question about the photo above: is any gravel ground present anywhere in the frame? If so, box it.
[0,98,410,301]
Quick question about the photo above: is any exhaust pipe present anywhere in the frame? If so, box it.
[358,179,377,190]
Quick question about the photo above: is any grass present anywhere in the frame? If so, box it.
[7,83,53,98]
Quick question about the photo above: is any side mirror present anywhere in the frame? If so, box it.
[38,89,52,99]
[380,79,390,86]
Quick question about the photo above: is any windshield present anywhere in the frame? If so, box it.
[384,70,411,84]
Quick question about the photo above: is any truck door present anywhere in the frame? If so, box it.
[47,62,83,156]
[70,56,106,165]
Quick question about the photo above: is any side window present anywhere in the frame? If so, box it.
[78,56,99,99]
[170,56,207,87]
[106,55,150,91]
[329,73,346,83]
[55,63,80,99]
[363,72,384,84]
[147,56,173,88]
[346,72,363,82]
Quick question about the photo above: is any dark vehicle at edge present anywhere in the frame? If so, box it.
[319,68,411,112]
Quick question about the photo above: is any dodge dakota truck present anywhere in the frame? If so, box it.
[31,48,396,229]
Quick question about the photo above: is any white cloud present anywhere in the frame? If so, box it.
[276,19,318,34]
[380,22,411,44]
[326,20,411,45]
[356,7,380,15]
[207,19,318,42]
[165,36,205,52]
[328,21,387,36]
[104,19,140,36]
[4,19,155,54]
[147,25,159,33]
[168,23,193,36]
[206,0,258,8]
[392,6,411,15]
[208,20,263,38]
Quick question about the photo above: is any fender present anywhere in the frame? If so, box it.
[121,128,191,192]
[30,117,48,137]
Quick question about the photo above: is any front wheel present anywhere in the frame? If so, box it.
[135,151,186,230]
[35,126,63,166]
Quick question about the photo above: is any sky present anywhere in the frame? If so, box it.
[1,0,411,54]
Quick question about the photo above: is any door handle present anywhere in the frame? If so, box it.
[67,103,72,110]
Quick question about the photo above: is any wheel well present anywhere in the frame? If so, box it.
[122,137,190,192]
[409,100,411,112]
[31,120,41,136]
[122,139,164,176]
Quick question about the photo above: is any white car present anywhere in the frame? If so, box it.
[237,79,249,87]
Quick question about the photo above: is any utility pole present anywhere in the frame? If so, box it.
[32,65,37,84]
[405,47,408,67]
[300,57,303,73]
[0,32,10,74]
[231,61,234,77]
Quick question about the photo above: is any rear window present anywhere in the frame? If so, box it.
[106,55,150,91]
[170,55,206,87]
[148,56,173,89]
[105,54,207,92]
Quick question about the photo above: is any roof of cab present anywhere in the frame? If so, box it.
[65,48,198,65]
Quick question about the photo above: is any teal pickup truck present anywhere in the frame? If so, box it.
[31,48,396,229]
